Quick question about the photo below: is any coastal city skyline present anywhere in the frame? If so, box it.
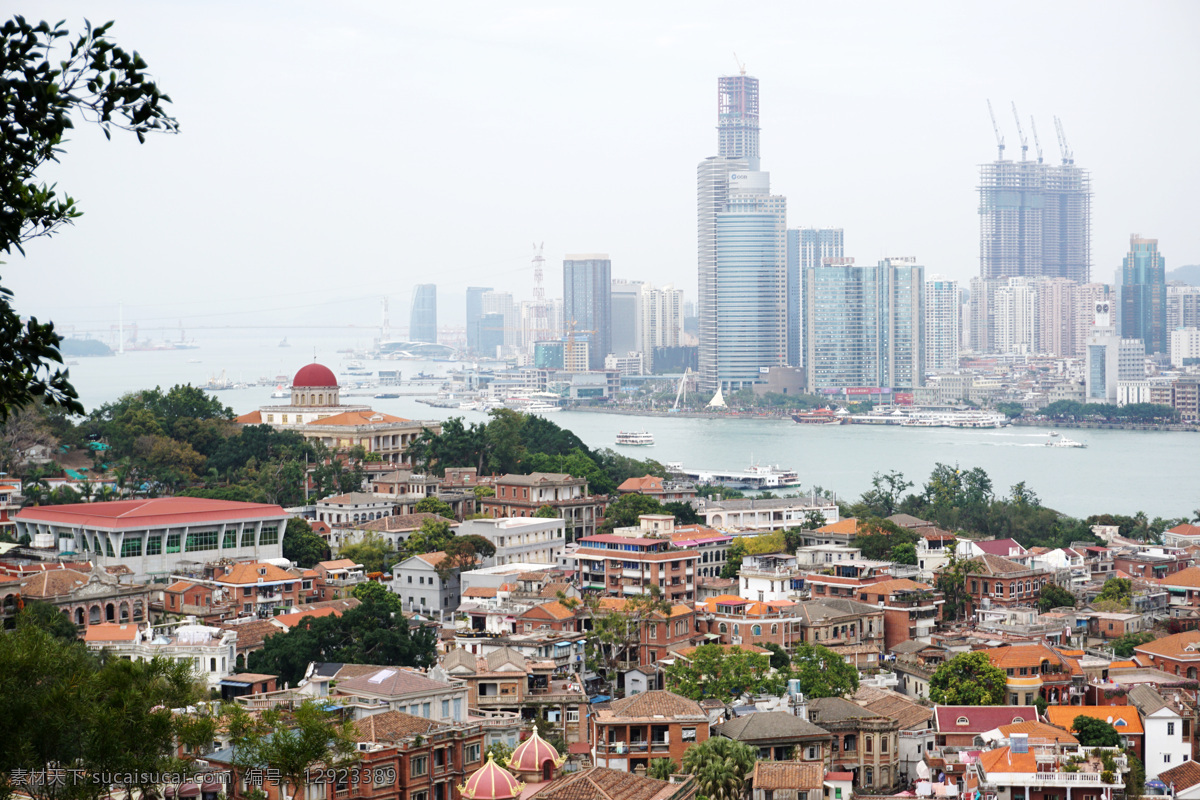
[11,1,1200,334]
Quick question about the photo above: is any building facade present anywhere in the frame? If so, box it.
[410,284,438,343]
[563,255,612,371]
[925,275,961,372]
[1120,234,1167,354]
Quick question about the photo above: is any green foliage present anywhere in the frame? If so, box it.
[664,644,781,701]
[935,552,981,621]
[1033,696,1048,716]
[414,496,454,518]
[1096,577,1132,609]
[282,518,330,569]
[649,758,676,781]
[12,599,79,642]
[436,534,497,581]
[1072,716,1120,747]
[1041,400,1179,424]
[929,651,1007,705]
[681,737,757,800]
[719,532,787,579]
[1037,583,1077,612]
[350,581,402,614]
[0,17,178,420]
[485,741,513,765]
[1110,631,1156,658]
[995,402,1025,419]
[338,533,396,576]
[857,471,914,517]
[247,594,437,685]
[789,643,860,698]
[226,700,358,800]
[534,504,558,518]
[853,517,918,560]
[599,492,667,534]
[763,642,791,671]
[890,542,918,565]
[1125,752,1144,800]
[664,500,700,525]
[400,519,455,560]
[696,484,745,500]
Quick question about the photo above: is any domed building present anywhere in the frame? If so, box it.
[459,752,524,800]
[235,363,439,467]
[508,728,566,782]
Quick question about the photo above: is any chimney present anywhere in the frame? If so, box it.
[634,764,647,777]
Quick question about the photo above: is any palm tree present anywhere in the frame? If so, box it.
[648,758,676,781]
[681,737,756,800]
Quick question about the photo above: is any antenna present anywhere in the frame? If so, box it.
[987,100,1005,160]
[1011,102,1028,161]
[1029,116,1043,163]
[733,52,746,76]
[1053,116,1074,165]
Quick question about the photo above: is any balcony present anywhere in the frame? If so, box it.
[475,694,521,707]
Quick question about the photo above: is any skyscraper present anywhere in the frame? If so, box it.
[804,257,924,391]
[610,280,645,357]
[1120,235,1167,355]
[409,284,437,343]
[925,276,961,373]
[641,283,684,372]
[698,71,786,391]
[563,255,612,371]
[787,228,844,368]
[1167,284,1200,330]
[465,286,493,354]
[1086,299,1145,403]
[1036,278,1076,358]
[481,291,516,352]
[992,277,1039,355]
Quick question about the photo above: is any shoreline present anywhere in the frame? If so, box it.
[563,405,1200,432]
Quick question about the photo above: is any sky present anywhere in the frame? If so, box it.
[10,0,1200,336]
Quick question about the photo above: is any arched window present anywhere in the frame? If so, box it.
[719,623,727,634]
[771,624,778,635]
[752,625,762,636]
[733,624,740,635]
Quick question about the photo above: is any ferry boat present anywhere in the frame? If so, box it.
[792,408,846,425]
[847,405,1007,428]
[523,401,561,414]
[615,430,655,446]
[1047,435,1086,448]
[667,462,801,490]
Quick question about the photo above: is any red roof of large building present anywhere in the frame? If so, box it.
[15,497,288,529]
[973,538,1027,556]
[305,409,410,426]
[934,706,1036,733]
[292,363,338,388]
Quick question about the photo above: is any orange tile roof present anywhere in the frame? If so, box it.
[617,475,664,493]
[1167,523,1200,538]
[317,559,361,570]
[463,587,498,598]
[855,578,932,596]
[306,409,410,426]
[219,562,296,585]
[165,580,197,593]
[1133,630,1200,660]
[1160,566,1200,588]
[235,410,263,424]
[414,551,449,567]
[274,607,340,628]
[752,762,824,791]
[985,643,1067,671]
[1044,705,1143,735]
[525,601,575,621]
[816,518,858,534]
[997,720,1078,744]
[84,623,140,642]
[1109,660,1137,669]
[978,746,1037,774]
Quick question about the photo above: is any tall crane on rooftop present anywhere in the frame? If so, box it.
[1054,116,1074,165]
[1011,102,1028,161]
[564,319,596,373]
[733,52,746,75]
[1029,116,1044,163]
[987,100,1005,160]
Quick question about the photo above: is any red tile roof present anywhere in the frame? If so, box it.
[752,762,823,791]
[1045,705,1143,735]
[84,623,140,642]
[15,497,287,529]
[934,706,1035,733]
[306,409,411,426]
[218,562,296,585]
[973,538,1026,556]
[617,475,664,493]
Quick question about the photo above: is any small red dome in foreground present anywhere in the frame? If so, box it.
[292,363,338,388]
[509,728,563,773]
[460,753,523,800]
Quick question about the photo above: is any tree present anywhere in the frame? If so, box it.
[485,741,513,765]
[890,542,918,565]
[1110,631,1156,658]
[929,651,1007,705]
[338,532,395,575]
[350,581,402,614]
[414,496,455,518]
[534,505,558,518]
[789,643,859,699]
[649,758,676,781]
[1,17,178,420]
[681,737,757,800]
[1072,716,1120,747]
[858,470,913,517]
[436,535,497,582]
[935,553,981,622]
[282,518,330,569]
[598,492,666,534]
[400,518,456,560]
[664,644,782,701]
[763,642,791,671]
[1037,583,1076,612]
[253,701,358,800]
[1125,752,1145,800]
[13,599,79,642]
[663,500,700,525]
[1096,577,1132,609]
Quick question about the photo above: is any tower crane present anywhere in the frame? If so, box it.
[1029,116,1043,163]
[563,319,596,372]
[733,52,746,75]
[1011,102,1028,161]
[1053,116,1074,165]
[987,100,1005,160]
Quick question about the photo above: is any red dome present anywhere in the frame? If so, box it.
[460,754,523,800]
[292,363,338,388]
[508,728,562,773]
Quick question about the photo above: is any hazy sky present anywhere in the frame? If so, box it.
[10,0,1200,335]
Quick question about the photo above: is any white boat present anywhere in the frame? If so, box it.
[669,462,801,490]
[848,405,1007,428]
[615,430,655,446]
[1046,435,1086,448]
[269,385,290,399]
[523,401,561,414]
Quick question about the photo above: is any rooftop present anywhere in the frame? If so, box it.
[15,497,287,528]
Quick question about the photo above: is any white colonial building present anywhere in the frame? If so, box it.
[83,618,238,689]
[455,517,566,566]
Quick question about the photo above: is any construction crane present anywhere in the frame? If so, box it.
[563,319,596,372]
[1053,116,1074,165]
[672,368,692,410]
[733,52,746,75]
[1029,116,1044,163]
[987,100,1005,160]
[1011,102,1028,161]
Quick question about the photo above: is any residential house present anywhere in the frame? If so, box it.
[1128,684,1193,778]
[1159,761,1200,800]
[933,706,1038,749]
[455,517,566,566]
[852,686,934,787]
[1080,610,1144,639]
[712,711,833,763]
[616,475,698,502]
[942,554,1052,617]
[1115,546,1193,581]
[1164,524,1200,549]
[984,643,1081,706]
[694,496,838,532]
[854,579,943,650]
[807,696,900,794]
[1044,705,1144,760]
[671,525,732,579]
[335,511,459,552]
[314,558,366,597]
[83,618,237,689]
[575,534,698,605]
[329,664,469,723]
[391,552,461,618]
[957,538,1030,562]
[213,561,308,618]
[750,762,824,800]
[891,641,950,701]
[1134,630,1200,679]
[19,565,153,629]
[217,617,287,666]
[591,690,710,773]
[740,552,802,602]
[480,473,607,541]
[968,743,1126,800]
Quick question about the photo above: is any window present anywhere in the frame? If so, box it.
[865,767,873,786]
[412,757,429,777]
[186,530,219,552]
[752,625,762,636]
[1166,755,1172,764]
[259,525,279,546]
[567,709,579,722]
[866,736,873,754]
[443,700,450,718]
[241,528,256,547]
[650,625,657,639]
[165,532,181,554]
[881,736,889,753]
[1169,722,1176,736]
[120,538,143,558]
[465,744,481,763]
[408,575,413,583]
[682,727,696,742]
[222,529,237,549]
[422,703,430,718]
[771,624,778,635]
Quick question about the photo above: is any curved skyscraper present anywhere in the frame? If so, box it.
[410,283,437,343]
